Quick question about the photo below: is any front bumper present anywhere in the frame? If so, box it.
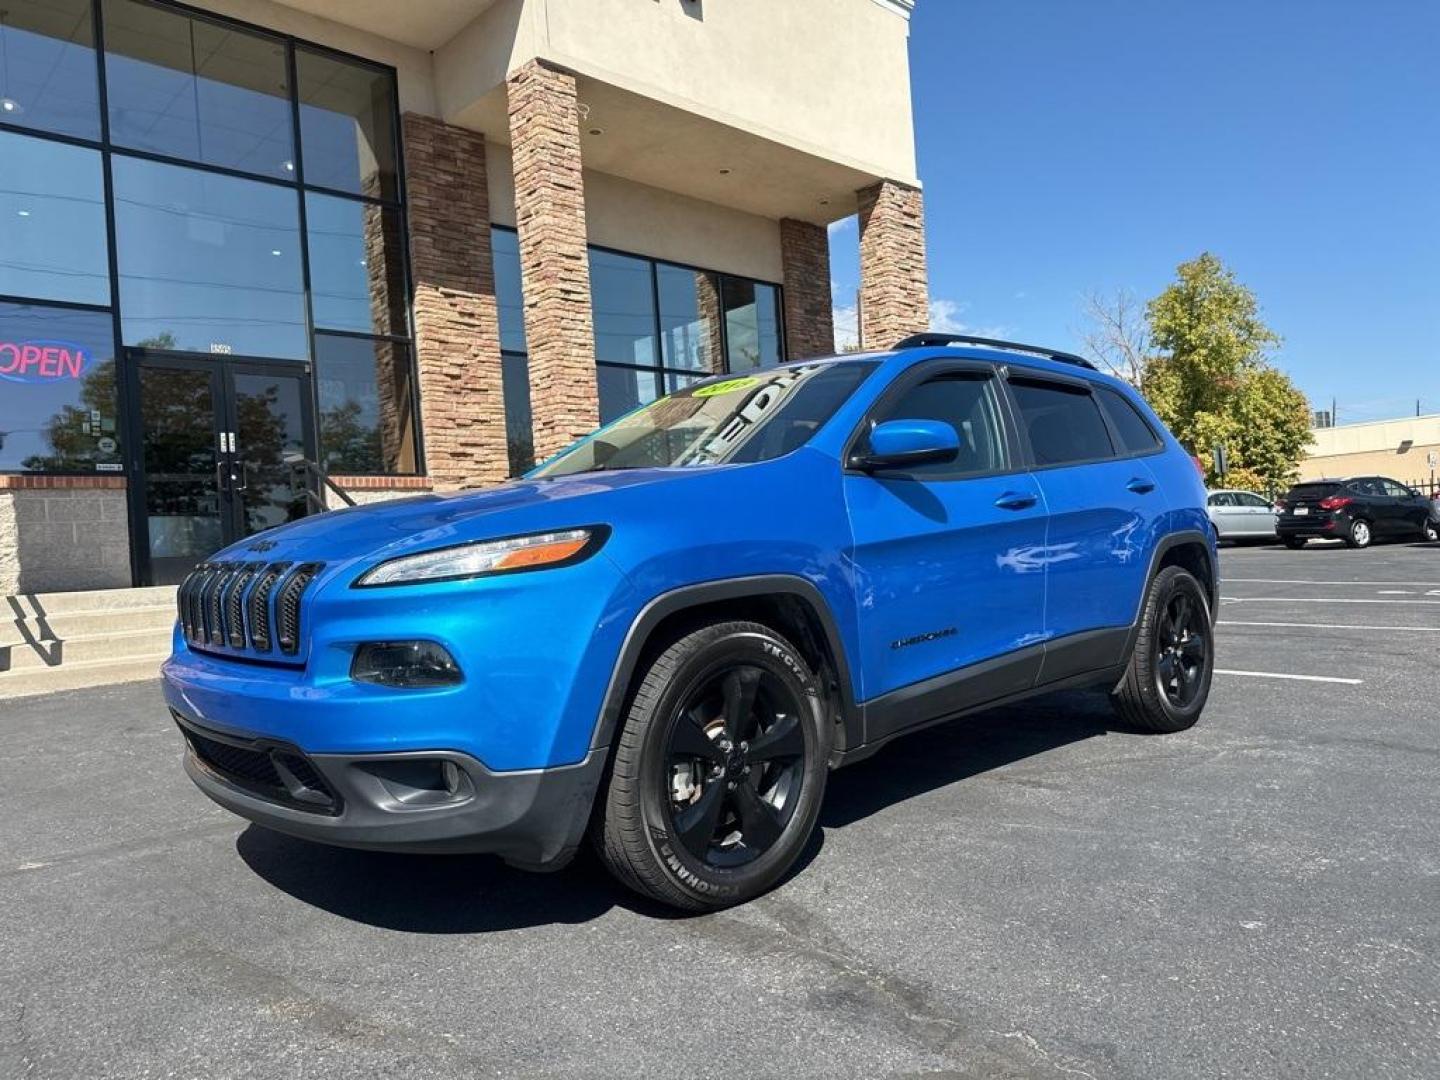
[174,710,604,870]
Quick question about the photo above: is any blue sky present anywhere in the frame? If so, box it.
[829,0,1440,424]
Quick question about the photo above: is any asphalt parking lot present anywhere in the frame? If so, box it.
[3,542,1438,1079]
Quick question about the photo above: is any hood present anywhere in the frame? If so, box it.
[211,468,710,570]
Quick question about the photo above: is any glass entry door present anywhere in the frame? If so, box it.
[131,353,315,585]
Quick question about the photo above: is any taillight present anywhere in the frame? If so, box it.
[1318,495,1352,511]
[1273,502,1284,513]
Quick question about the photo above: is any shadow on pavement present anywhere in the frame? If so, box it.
[239,689,1124,928]
[821,689,1125,829]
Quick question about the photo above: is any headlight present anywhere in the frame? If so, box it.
[353,527,606,587]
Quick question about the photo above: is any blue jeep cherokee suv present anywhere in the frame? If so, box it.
[164,333,1217,910]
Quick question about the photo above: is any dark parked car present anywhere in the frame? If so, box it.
[1277,476,1439,549]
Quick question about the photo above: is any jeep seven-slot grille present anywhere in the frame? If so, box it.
[177,560,324,659]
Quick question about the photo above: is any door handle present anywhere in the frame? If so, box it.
[215,461,230,494]
[1127,477,1156,494]
[994,491,1037,511]
[233,461,249,493]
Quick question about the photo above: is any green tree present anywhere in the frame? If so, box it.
[1094,253,1311,493]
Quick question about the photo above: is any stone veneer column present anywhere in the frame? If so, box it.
[779,218,835,358]
[857,180,929,349]
[507,60,598,461]
[402,113,509,489]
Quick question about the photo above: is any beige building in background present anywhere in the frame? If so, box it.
[1300,414,1440,489]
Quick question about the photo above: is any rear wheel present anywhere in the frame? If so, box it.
[1284,536,1307,550]
[594,621,830,911]
[1112,566,1213,734]
[1345,519,1372,549]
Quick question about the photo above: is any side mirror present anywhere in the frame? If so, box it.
[852,419,960,471]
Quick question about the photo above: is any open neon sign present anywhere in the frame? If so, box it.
[0,340,93,383]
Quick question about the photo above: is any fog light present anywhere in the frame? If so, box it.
[351,641,462,688]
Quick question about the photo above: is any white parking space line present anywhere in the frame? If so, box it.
[1215,669,1363,685]
[1219,620,1440,632]
[1221,597,1440,605]
[1225,578,1440,587]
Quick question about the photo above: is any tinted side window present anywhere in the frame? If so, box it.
[1209,493,1235,507]
[1010,379,1115,466]
[1237,492,1271,508]
[1097,386,1162,454]
[1381,480,1411,498]
[1349,478,1383,497]
[871,374,1006,478]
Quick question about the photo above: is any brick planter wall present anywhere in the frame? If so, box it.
[507,60,599,462]
[779,218,835,358]
[857,180,929,348]
[403,113,510,490]
[0,477,131,594]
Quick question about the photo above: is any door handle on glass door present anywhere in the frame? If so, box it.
[1126,477,1156,494]
[994,491,1037,511]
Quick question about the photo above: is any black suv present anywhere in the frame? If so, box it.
[1277,476,1439,549]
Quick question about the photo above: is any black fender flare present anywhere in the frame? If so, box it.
[1120,529,1219,659]
[589,575,862,755]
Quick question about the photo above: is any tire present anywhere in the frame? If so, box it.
[1344,518,1372,549]
[593,621,831,911]
[1112,566,1214,734]
[1423,520,1438,543]
[1284,537,1307,550]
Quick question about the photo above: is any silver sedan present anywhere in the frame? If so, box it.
[1207,489,1279,543]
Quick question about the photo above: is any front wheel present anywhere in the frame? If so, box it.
[1112,566,1214,734]
[594,621,831,911]
[1345,519,1372,549]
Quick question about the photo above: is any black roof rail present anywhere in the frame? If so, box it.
[892,332,1098,371]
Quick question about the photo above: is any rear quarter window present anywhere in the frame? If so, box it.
[1096,386,1162,454]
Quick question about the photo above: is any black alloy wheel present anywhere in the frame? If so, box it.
[1154,591,1208,709]
[594,620,830,911]
[664,664,807,868]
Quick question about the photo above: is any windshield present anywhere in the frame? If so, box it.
[532,362,877,478]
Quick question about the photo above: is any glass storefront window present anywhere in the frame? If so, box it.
[0,0,101,140]
[597,363,659,425]
[493,228,526,354]
[102,0,294,179]
[112,155,307,359]
[0,131,110,305]
[297,48,397,201]
[657,263,720,373]
[306,192,406,336]
[314,333,417,474]
[722,278,782,371]
[502,352,533,476]
[0,301,121,471]
[591,250,658,366]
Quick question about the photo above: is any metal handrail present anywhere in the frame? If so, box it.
[282,452,357,511]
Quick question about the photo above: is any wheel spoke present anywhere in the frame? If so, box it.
[747,712,804,762]
[674,779,727,858]
[670,710,724,763]
[721,667,762,741]
[1174,595,1192,634]
[731,780,784,851]
[1180,633,1206,661]
[1157,652,1177,686]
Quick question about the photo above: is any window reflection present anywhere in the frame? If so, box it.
[314,333,417,474]
[0,131,110,305]
[722,278,781,371]
[657,263,721,373]
[0,301,120,471]
[597,363,659,425]
[297,48,397,200]
[591,250,658,366]
[0,0,100,139]
[306,192,406,336]
[502,352,533,476]
[493,228,526,354]
[103,0,294,179]
[112,155,307,359]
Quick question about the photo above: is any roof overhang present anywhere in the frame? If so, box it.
[263,0,499,50]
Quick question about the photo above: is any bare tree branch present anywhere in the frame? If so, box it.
[1081,288,1150,385]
